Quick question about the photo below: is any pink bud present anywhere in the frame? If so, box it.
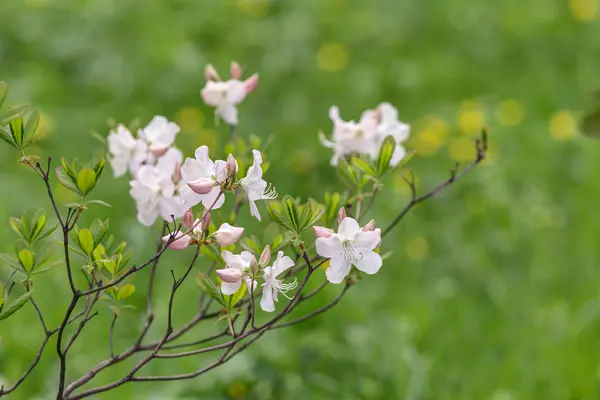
[362,219,376,232]
[259,245,271,267]
[244,73,259,93]
[213,223,244,246]
[337,207,347,225]
[150,146,167,157]
[230,61,243,80]
[200,211,211,231]
[162,232,191,250]
[205,64,221,81]
[187,178,215,194]
[216,268,243,283]
[173,162,182,182]
[313,226,334,239]
[226,154,238,177]
[183,209,194,230]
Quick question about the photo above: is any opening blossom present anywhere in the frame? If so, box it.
[315,217,383,284]
[138,116,180,155]
[260,251,297,312]
[213,223,244,246]
[201,62,259,126]
[240,150,277,221]
[319,103,410,167]
[217,251,258,295]
[161,209,208,250]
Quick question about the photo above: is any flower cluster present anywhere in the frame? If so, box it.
[319,102,410,166]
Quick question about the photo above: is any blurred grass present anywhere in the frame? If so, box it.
[2,0,600,399]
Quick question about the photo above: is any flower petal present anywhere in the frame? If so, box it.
[353,230,381,251]
[248,200,261,221]
[260,285,276,312]
[272,251,295,277]
[221,280,242,295]
[200,187,225,210]
[337,217,360,240]
[315,235,342,258]
[326,255,351,284]
[354,250,382,275]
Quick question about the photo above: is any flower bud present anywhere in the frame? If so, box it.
[362,219,376,232]
[213,223,244,246]
[216,268,243,283]
[259,245,271,267]
[230,61,243,80]
[337,207,347,225]
[313,226,334,239]
[150,146,167,157]
[244,73,259,93]
[187,178,215,194]
[162,231,191,250]
[200,211,211,231]
[226,153,238,177]
[183,209,194,230]
[204,64,221,81]
[249,254,259,274]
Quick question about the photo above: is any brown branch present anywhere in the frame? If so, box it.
[109,313,118,358]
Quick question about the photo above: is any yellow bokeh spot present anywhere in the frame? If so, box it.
[411,117,449,157]
[495,100,525,126]
[194,129,217,150]
[177,107,204,134]
[237,0,270,18]
[406,236,429,262]
[228,381,247,398]
[449,137,477,163]
[286,149,316,174]
[458,101,485,135]
[570,0,598,21]
[317,43,349,72]
[549,110,577,141]
[320,259,330,270]
[393,171,419,195]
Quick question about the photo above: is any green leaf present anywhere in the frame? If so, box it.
[0,290,33,321]
[338,159,361,187]
[20,213,31,241]
[298,201,325,233]
[351,157,376,176]
[267,202,296,233]
[8,217,26,240]
[324,192,342,226]
[581,106,600,138]
[0,126,17,148]
[89,219,110,245]
[55,166,81,194]
[9,117,23,146]
[376,135,396,176]
[17,249,35,273]
[31,260,62,275]
[0,252,22,272]
[197,273,226,307]
[200,245,224,265]
[87,200,112,207]
[0,104,29,126]
[240,235,262,255]
[78,228,95,255]
[282,196,301,233]
[91,150,106,180]
[61,158,78,181]
[34,222,59,242]
[77,168,97,196]
[0,281,4,309]
[30,214,46,242]
[224,281,247,311]
[117,284,135,301]
[0,81,7,108]
[23,110,40,147]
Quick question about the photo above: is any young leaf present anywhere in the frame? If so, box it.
[117,284,135,301]
[8,217,27,240]
[55,166,81,194]
[376,135,396,176]
[0,252,22,272]
[9,117,24,146]
[224,281,247,311]
[30,214,46,242]
[31,260,62,275]
[77,168,97,196]
[351,157,376,177]
[23,110,40,147]
[282,195,300,233]
[0,126,17,148]
[0,104,29,126]
[0,281,4,309]
[78,228,95,255]
[34,222,59,242]
[90,219,110,245]
[17,249,35,273]
[298,202,325,233]
[267,203,295,233]
[0,290,33,321]
[0,81,7,108]
[197,273,227,307]
[87,200,112,207]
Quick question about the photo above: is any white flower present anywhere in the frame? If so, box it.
[213,223,244,246]
[180,146,228,210]
[129,165,187,226]
[315,217,382,284]
[320,106,379,166]
[107,124,148,177]
[161,216,204,250]
[138,116,180,154]
[319,103,411,167]
[201,80,248,126]
[240,150,277,221]
[260,251,297,312]
[217,250,257,295]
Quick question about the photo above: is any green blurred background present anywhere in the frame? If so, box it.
[2,0,600,399]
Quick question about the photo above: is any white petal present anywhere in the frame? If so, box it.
[109,156,129,178]
[221,280,242,295]
[248,200,261,221]
[137,207,160,227]
[181,158,211,183]
[240,251,255,265]
[354,250,382,275]
[156,148,183,176]
[260,285,275,312]
[315,236,342,258]
[353,230,381,251]
[200,187,225,210]
[217,104,238,126]
[389,145,407,167]
[136,166,161,192]
[272,252,295,277]
[326,256,351,284]
[337,217,360,240]
[180,186,204,208]
[329,106,341,123]
[226,80,247,104]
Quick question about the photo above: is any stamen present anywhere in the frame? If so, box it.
[342,240,363,264]
[263,183,278,200]
[277,278,298,300]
